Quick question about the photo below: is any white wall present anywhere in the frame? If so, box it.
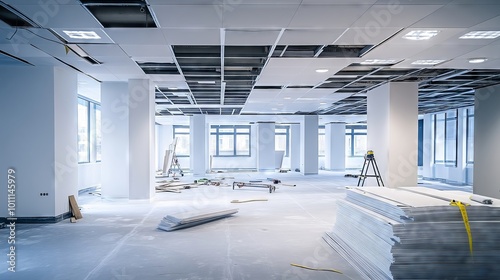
[101,82,129,198]
[421,108,469,185]
[0,66,78,218]
[367,82,418,187]
[78,163,101,190]
[474,85,500,198]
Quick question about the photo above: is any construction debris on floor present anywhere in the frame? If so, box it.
[157,207,238,232]
[323,186,500,280]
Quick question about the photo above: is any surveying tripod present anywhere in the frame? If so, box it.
[357,150,384,187]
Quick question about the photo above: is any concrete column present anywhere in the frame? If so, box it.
[290,124,301,172]
[0,66,77,220]
[367,82,418,187]
[128,79,155,200]
[101,82,129,198]
[300,115,319,175]
[190,115,207,175]
[256,122,276,171]
[473,84,500,198]
[325,122,346,171]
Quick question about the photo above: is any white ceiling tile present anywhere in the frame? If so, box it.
[148,74,186,83]
[469,15,500,29]
[120,44,174,59]
[279,29,346,45]
[409,44,480,60]
[225,29,281,45]
[351,5,443,28]
[163,28,220,45]
[303,0,377,3]
[105,28,167,45]
[302,88,338,98]
[435,58,500,69]
[288,5,372,28]
[11,4,101,28]
[80,44,128,57]
[152,5,223,28]
[458,44,500,59]
[375,0,452,4]
[223,4,299,29]
[411,4,500,28]
[334,27,400,45]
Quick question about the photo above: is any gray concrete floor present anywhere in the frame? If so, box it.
[0,171,469,280]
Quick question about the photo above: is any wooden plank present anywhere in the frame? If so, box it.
[68,195,83,219]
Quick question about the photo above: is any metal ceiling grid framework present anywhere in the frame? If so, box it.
[0,0,499,116]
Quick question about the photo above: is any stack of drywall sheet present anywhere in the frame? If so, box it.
[158,207,238,232]
[324,187,500,280]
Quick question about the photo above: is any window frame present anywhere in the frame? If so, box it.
[210,125,251,157]
[318,125,325,157]
[77,98,90,163]
[275,125,290,157]
[173,125,190,157]
[345,125,367,157]
[78,96,101,164]
[433,109,458,166]
[466,107,474,164]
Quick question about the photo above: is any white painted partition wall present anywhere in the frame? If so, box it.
[0,66,78,220]
[190,115,207,175]
[101,82,130,198]
[289,123,301,172]
[473,84,500,199]
[300,115,319,175]
[256,122,276,172]
[128,79,155,200]
[325,122,346,171]
[367,82,418,188]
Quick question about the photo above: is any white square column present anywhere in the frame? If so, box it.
[0,66,77,220]
[473,84,500,198]
[367,82,418,187]
[190,115,207,175]
[101,82,130,198]
[128,79,155,200]
[300,115,319,175]
[256,122,276,172]
[325,122,346,171]
[289,124,301,172]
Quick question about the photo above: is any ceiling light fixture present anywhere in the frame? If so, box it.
[468,58,488,64]
[360,59,397,65]
[315,69,329,73]
[284,97,291,100]
[63,30,101,40]
[411,60,446,65]
[319,102,327,105]
[460,31,500,39]
[403,30,440,40]
[168,87,178,90]
[197,81,216,84]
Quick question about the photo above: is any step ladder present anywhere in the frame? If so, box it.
[357,150,384,187]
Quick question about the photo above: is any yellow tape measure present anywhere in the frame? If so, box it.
[450,200,473,256]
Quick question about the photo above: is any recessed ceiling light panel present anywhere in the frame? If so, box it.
[360,59,397,65]
[460,31,500,39]
[468,58,488,64]
[403,30,440,40]
[315,69,329,73]
[63,30,101,40]
[411,59,446,65]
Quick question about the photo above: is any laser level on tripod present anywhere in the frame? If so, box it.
[357,150,384,187]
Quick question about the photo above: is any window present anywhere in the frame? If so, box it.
[95,105,102,162]
[466,107,474,164]
[77,97,101,164]
[173,125,190,157]
[77,98,90,163]
[345,125,367,157]
[318,126,325,156]
[275,125,289,157]
[433,110,457,166]
[210,125,251,156]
